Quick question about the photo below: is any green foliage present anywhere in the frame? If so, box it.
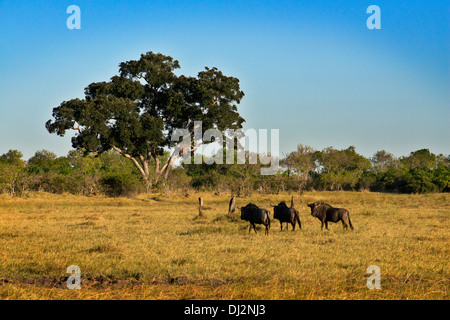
[370,150,397,173]
[317,146,371,173]
[402,149,437,170]
[433,163,450,192]
[182,146,448,195]
[313,146,371,191]
[282,144,317,191]
[100,172,143,197]
[46,52,245,189]
[163,168,192,194]
[97,150,144,196]
[28,150,74,175]
[0,150,27,197]
[404,169,438,193]
[0,145,448,196]
[183,150,264,196]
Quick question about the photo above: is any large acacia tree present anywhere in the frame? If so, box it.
[46,52,245,191]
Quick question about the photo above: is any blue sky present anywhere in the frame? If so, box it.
[0,0,448,160]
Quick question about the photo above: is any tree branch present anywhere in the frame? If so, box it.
[140,154,150,176]
[72,123,81,133]
[111,145,148,181]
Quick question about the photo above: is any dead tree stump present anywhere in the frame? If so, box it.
[228,196,236,215]
[198,197,204,217]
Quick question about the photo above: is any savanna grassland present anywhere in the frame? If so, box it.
[0,191,448,300]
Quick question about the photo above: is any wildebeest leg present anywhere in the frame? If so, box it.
[320,220,324,230]
[248,224,252,234]
[342,218,348,230]
[253,223,257,234]
[280,222,283,231]
[325,221,329,230]
[291,221,295,231]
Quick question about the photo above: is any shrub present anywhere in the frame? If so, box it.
[100,172,143,197]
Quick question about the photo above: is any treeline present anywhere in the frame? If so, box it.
[0,146,448,197]
[186,146,449,195]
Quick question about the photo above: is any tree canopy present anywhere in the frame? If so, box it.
[46,52,245,191]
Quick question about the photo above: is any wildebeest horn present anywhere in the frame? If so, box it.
[270,203,276,207]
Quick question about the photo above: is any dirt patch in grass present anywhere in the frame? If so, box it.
[0,276,228,289]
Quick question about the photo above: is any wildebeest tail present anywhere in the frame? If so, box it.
[265,210,271,235]
[266,210,271,227]
[295,211,301,229]
[348,214,354,230]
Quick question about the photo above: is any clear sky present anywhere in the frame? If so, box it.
[0,0,448,160]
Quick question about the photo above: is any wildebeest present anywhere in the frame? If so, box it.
[270,201,302,231]
[240,203,271,235]
[307,202,353,230]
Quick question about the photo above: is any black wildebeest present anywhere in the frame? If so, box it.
[240,203,271,235]
[270,201,302,231]
[307,202,353,230]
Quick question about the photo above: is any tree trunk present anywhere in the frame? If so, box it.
[112,145,153,193]
[10,181,15,198]
[112,138,197,193]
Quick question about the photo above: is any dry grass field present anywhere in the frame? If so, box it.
[0,191,448,300]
